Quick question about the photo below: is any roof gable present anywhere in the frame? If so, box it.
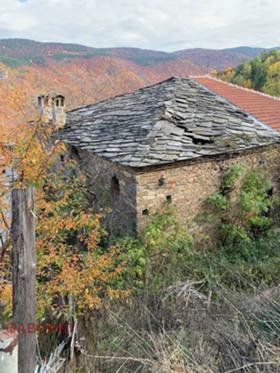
[60,77,279,168]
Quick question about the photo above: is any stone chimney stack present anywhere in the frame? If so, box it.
[37,93,66,129]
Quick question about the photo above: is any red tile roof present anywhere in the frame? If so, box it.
[193,76,280,132]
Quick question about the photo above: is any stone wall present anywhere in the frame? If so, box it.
[70,144,280,239]
[135,145,280,238]
[70,146,137,236]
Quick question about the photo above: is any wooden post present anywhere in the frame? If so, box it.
[11,188,36,373]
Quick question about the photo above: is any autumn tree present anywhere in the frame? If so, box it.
[0,118,128,343]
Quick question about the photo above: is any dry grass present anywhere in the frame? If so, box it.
[68,284,280,372]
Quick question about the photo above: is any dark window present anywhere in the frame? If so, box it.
[60,154,65,162]
[166,195,172,203]
[142,209,149,216]
[158,176,165,187]
[111,175,120,197]
[268,187,274,198]
[56,99,60,106]
[71,146,81,160]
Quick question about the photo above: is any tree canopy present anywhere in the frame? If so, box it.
[216,50,280,97]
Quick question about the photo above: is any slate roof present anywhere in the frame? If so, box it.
[194,76,280,131]
[60,77,279,168]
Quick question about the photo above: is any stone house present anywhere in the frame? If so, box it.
[54,77,280,236]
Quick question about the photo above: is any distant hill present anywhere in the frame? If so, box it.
[216,50,280,97]
[223,46,267,58]
[172,48,251,70]
[0,38,278,70]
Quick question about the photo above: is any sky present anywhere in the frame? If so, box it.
[0,0,279,51]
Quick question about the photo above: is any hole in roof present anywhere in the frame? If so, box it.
[192,138,214,145]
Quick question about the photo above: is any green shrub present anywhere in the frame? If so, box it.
[221,164,246,192]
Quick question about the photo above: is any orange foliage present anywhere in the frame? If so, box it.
[0,118,128,322]
[0,56,205,130]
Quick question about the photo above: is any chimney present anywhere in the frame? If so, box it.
[37,93,66,129]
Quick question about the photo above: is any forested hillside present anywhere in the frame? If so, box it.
[0,57,204,129]
[0,39,269,69]
[217,50,280,96]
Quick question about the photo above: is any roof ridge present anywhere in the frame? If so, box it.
[191,74,280,102]
[67,76,181,114]
[140,77,181,145]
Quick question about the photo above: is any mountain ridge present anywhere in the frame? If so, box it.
[0,38,278,69]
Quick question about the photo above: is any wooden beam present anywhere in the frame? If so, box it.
[12,188,36,373]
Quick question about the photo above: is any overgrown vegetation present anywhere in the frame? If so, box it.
[68,165,280,372]
[217,50,280,96]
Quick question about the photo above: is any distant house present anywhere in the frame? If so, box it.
[54,76,280,236]
[0,71,8,80]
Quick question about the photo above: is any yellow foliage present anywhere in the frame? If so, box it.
[0,119,128,323]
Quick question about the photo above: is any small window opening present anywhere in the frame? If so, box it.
[2,169,6,174]
[60,154,65,162]
[71,146,81,159]
[166,195,172,203]
[61,98,65,107]
[142,209,149,216]
[261,187,274,219]
[111,175,120,196]
[158,176,165,187]
[56,99,60,106]
[267,187,274,198]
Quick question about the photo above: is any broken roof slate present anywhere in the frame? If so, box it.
[59,77,279,168]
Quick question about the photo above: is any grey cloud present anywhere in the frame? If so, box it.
[0,0,279,50]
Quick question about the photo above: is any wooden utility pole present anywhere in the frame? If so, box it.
[12,188,36,373]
